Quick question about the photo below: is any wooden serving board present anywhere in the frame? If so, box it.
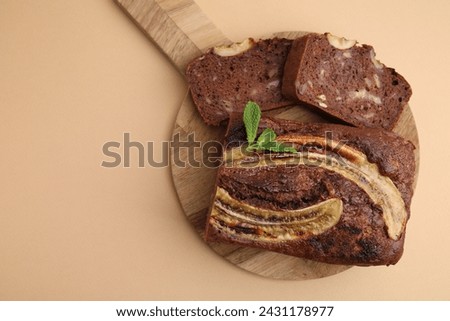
[114,0,420,280]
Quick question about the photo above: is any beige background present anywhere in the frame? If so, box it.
[1,0,449,300]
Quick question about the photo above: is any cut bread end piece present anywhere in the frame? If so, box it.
[282,33,412,130]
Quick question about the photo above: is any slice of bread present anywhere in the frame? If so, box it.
[186,38,294,126]
[282,33,412,130]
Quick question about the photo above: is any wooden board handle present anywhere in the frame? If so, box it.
[114,0,230,75]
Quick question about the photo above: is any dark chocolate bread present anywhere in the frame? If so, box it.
[282,33,412,130]
[204,116,415,266]
[186,38,294,126]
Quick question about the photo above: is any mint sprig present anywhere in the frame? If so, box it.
[243,101,261,144]
[243,101,297,153]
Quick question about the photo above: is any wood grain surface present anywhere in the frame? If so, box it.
[114,0,420,280]
[114,0,229,74]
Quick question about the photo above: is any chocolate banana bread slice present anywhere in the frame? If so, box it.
[282,33,412,130]
[186,38,294,126]
[204,116,415,266]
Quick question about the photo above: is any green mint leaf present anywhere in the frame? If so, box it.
[243,101,261,144]
[261,141,297,153]
[260,141,280,151]
[257,128,276,144]
[245,143,260,152]
[277,145,298,153]
[242,101,296,154]
[246,141,297,153]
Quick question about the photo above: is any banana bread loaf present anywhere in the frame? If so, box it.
[204,116,415,265]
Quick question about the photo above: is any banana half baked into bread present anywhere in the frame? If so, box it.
[204,113,415,266]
